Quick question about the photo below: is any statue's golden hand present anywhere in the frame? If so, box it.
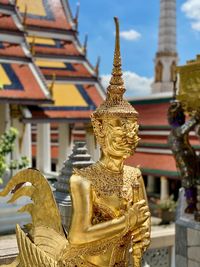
[131,225,150,252]
[127,200,150,230]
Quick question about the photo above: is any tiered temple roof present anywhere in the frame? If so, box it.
[14,0,104,123]
[128,95,200,178]
[0,0,52,104]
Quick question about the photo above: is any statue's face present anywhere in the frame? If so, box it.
[101,117,139,159]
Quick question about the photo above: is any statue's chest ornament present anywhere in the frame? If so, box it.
[75,163,139,217]
[89,164,137,199]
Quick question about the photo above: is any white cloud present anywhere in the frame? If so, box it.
[101,71,153,98]
[120,29,141,41]
[182,0,200,31]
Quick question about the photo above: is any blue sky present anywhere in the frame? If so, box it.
[69,0,200,97]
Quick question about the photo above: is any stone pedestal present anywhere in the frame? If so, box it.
[176,188,200,267]
[54,141,93,231]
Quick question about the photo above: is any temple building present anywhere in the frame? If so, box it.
[0,0,104,232]
[128,0,199,202]
[0,0,104,177]
[0,0,52,170]
[0,0,53,233]
[17,0,104,173]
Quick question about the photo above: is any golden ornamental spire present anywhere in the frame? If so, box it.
[92,17,138,119]
[108,17,125,97]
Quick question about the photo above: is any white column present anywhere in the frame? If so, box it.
[36,123,51,173]
[86,127,100,162]
[160,176,169,201]
[57,123,70,171]
[21,123,32,167]
[147,175,155,194]
[12,118,21,162]
[0,104,11,172]
[69,125,74,155]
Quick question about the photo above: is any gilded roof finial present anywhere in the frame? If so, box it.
[23,4,28,29]
[83,34,88,55]
[74,2,80,30]
[30,36,36,56]
[95,56,101,77]
[49,73,56,97]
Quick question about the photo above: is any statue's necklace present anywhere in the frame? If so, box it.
[76,162,137,198]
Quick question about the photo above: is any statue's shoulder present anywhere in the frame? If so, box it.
[124,165,142,181]
[70,164,96,184]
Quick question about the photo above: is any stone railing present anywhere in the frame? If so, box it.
[0,223,175,266]
[142,224,175,267]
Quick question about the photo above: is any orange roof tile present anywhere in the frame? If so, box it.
[18,0,73,31]
[0,13,19,31]
[0,0,10,4]
[30,109,92,120]
[27,38,81,57]
[126,152,177,173]
[0,62,50,103]
[0,42,26,58]
[83,84,103,107]
[38,62,93,79]
[135,103,170,126]
[27,83,104,120]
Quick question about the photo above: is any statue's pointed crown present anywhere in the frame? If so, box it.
[92,17,138,119]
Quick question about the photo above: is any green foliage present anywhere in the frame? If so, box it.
[157,195,177,212]
[0,127,29,183]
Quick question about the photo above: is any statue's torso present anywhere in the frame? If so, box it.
[74,163,140,267]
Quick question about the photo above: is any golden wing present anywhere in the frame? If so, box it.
[0,168,64,237]
[0,169,69,266]
[16,224,58,267]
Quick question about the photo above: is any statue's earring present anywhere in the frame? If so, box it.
[91,116,105,147]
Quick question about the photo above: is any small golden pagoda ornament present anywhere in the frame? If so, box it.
[0,18,150,267]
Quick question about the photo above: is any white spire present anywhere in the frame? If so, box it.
[151,0,178,94]
[159,0,176,53]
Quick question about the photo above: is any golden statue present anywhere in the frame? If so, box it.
[0,18,150,267]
